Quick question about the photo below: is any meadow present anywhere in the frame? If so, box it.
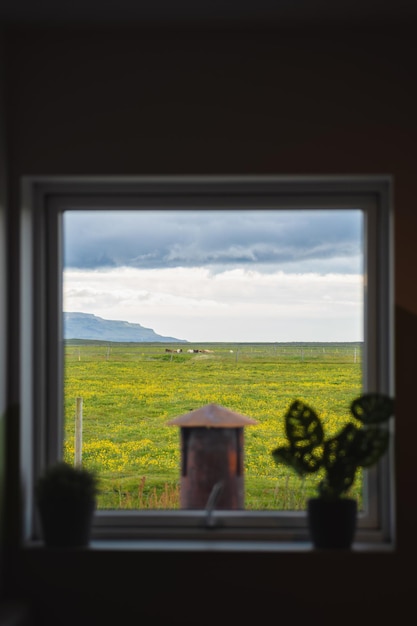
[64,341,363,510]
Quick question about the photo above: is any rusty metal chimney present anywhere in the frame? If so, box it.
[167,403,258,510]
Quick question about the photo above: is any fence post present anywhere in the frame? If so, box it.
[75,396,83,467]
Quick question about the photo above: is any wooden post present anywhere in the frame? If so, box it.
[75,396,83,467]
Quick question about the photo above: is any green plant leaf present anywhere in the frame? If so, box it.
[285,400,324,452]
[348,426,390,467]
[322,423,358,471]
[271,446,305,476]
[272,445,322,476]
[319,425,359,497]
[350,393,394,424]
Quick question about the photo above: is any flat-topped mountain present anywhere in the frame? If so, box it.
[63,312,188,343]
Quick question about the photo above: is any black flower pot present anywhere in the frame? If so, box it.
[307,497,357,550]
[38,498,96,548]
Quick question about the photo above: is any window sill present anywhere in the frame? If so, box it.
[22,538,395,553]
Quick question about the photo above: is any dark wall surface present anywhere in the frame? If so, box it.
[3,23,417,625]
[0,31,7,600]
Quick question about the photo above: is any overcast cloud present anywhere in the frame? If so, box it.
[63,209,363,342]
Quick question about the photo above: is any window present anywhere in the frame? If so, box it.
[20,176,394,548]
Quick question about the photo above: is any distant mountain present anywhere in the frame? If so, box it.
[63,312,188,343]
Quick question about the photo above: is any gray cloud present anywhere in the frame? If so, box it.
[63,209,362,274]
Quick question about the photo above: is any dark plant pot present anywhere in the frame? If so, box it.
[38,498,96,548]
[307,497,357,550]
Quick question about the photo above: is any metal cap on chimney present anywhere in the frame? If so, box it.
[166,403,258,427]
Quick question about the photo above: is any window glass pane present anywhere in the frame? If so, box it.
[62,209,364,511]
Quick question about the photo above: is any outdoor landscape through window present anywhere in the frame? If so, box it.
[62,208,364,511]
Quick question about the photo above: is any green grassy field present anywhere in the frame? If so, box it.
[64,341,363,510]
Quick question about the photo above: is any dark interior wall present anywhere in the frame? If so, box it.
[4,23,417,624]
[5,25,417,180]
[0,31,8,597]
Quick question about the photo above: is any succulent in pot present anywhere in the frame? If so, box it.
[271,392,394,549]
[35,461,100,548]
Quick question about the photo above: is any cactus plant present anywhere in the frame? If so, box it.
[35,461,99,505]
[35,461,100,548]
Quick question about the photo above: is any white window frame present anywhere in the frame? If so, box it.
[19,175,395,551]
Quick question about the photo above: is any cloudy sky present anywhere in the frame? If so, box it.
[63,209,364,342]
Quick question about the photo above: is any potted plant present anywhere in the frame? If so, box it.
[35,461,100,548]
[271,392,394,549]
